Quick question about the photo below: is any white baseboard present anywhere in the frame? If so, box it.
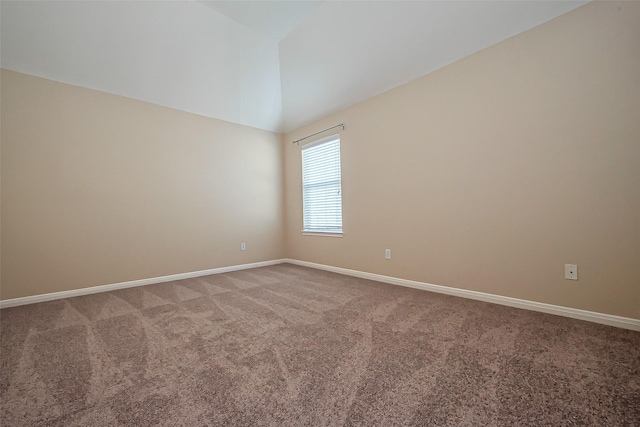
[3,258,638,331]
[284,259,640,332]
[0,259,287,309]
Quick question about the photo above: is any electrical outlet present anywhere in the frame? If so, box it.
[385,249,391,260]
[565,264,577,280]
[241,242,246,251]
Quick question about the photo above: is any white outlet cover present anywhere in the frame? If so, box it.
[241,243,246,251]
[565,264,578,280]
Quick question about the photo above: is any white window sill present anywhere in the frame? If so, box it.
[302,231,344,238]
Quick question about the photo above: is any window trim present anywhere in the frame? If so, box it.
[300,134,343,236]
[301,231,344,238]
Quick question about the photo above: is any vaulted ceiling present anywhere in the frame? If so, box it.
[1,1,587,133]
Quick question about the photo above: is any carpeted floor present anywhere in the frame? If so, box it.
[1,263,639,426]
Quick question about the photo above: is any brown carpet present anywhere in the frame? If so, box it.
[1,263,639,426]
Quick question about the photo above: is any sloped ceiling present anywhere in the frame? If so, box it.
[0,1,283,131]
[1,1,588,133]
[200,1,323,41]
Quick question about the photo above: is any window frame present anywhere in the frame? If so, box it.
[300,134,343,237]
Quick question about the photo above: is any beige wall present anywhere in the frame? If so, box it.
[1,69,284,300]
[284,2,640,319]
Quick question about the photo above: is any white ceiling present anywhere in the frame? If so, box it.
[280,0,588,131]
[1,1,588,133]
[1,1,283,131]
[200,1,323,41]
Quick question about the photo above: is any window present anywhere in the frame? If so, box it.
[301,134,343,235]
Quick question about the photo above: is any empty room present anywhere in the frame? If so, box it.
[1,0,639,425]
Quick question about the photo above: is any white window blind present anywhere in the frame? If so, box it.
[301,135,343,234]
